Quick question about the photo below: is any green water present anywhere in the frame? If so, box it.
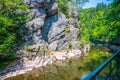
[6,46,112,80]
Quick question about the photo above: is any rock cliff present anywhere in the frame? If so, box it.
[0,1,91,79]
[18,0,80,55]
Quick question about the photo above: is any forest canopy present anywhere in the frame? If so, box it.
[79,0,120,44]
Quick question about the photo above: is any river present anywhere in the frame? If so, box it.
[6,46,112,80]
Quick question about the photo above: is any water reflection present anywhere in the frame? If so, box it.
[80,73,88,80]
[6,46,112,80]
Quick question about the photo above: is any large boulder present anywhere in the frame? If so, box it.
[48,13,67,43]
[47,2,58,17]
[16,43,49,57]
[45,6,80,51]
[48,41,58,51]
[57,38,67,50]
[27,43,48,52]
[21,0,58,45]
[68,2,79,18]
[26,18,44,31]
[19,0,80,52]
[24,0,51,8]
[28,8,46,19]
[42,14,58,41]
[49,38,67,51]
[71,41,82,50]
[19,17,45,44]
[68,27,79,42]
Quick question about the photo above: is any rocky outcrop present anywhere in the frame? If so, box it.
[18,0,80,55]
[0,43,90,80]
[46,2,80,51]
[20,0,58,45]
[0,1,90,80]
[68,2,79,18]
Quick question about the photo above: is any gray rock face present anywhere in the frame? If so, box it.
[49,38,67,51]
[48,2,58,12]
[68,27,79,42]
[47,12,80,51]
[42,14,58,42]
[71,41,82,50]
[26,18,44,31]
[19,17,45,45]
[57,38,67,50]
[27,43,48,53]
[48,13,67,43]
[68,2,79,18]
[48,41,58,51]
[30,8,46,18]
[24,0,50,7]
[21,0,58,45]
[20,0,80,52]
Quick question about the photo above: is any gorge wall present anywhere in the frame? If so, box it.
[0,1,90,79]
[17,0,81,56]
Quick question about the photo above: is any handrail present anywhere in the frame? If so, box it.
[84,49,120,80]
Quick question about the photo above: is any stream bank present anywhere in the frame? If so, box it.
[6,46,112,80]
[0,44,90,80]
[92,42,120,52]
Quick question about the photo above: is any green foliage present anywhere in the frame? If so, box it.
[71,0,89,8]
[0,53,17,69]
[79,1,120,43]
[81,46,113,77]
[57,0,89,17]
[57,0,69,18]
[65,27,71,33]
[0,0,28,55]
[68,42,72,50]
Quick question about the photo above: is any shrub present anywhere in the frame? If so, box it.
[0,0,28,55]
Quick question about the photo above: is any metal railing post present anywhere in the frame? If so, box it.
[83,50,120,80]
[109,61,112,80]
[91,76,98,80]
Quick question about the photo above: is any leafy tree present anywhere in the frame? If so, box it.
[0,0,28,55]
[71,0,89,8]
[57,0,69,18]
[57,0,89,18]
[79,1,120,44]
[105,0,120,42]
